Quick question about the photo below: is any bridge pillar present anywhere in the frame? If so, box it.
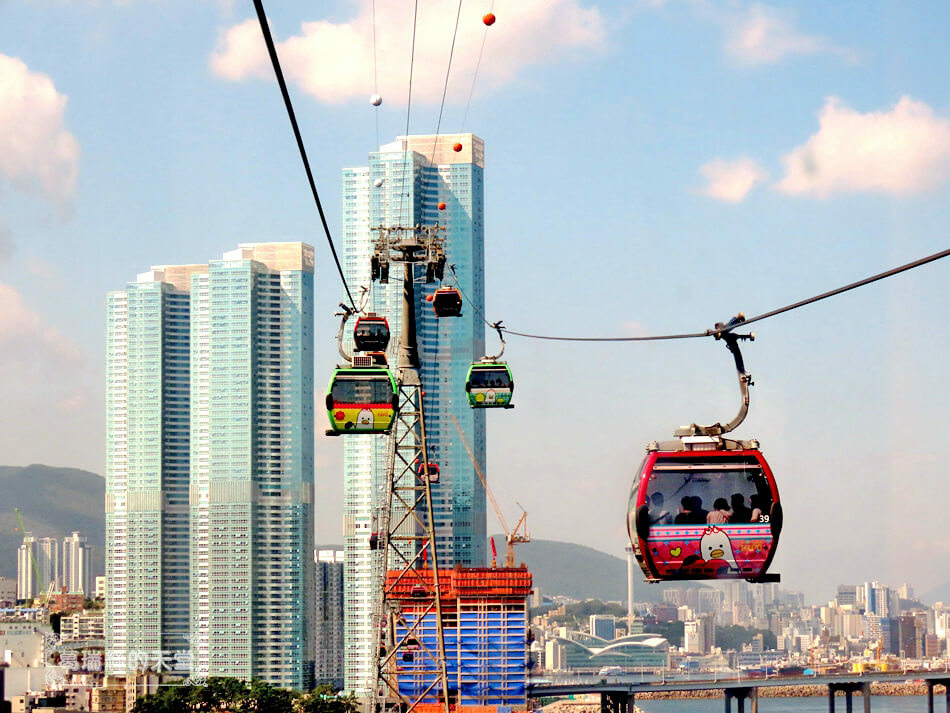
[827,682,870,713]
[724,687,757,713]
[599,691,633,713]
[924,679,950,713]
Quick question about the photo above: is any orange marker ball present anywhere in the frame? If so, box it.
[483,13,496,26]
[452,142,463,152]
[438,201,447,210]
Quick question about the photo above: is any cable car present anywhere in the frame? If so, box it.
[628,436,782,582]
[431,287,463,317]
[415,460,440,483]
[465,361,513,408]
[627,314,781,583]
[353,314,390,353]
[325,366,397,434]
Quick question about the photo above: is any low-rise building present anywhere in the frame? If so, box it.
[90,682,125,713]
[0,619,47,666]
[11,693,67,713]
[0,577,17,607]
[60,611,104,643]
[543,630,669,672]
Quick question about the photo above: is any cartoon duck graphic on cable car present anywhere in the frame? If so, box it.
[699,527,738,572]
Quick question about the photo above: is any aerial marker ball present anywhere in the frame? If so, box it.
[438,201,447,210]
[483,13,496,26]
[452,142,463,152]
[374,178,384,187]
[370,94,383,106]
[426,294,434,302]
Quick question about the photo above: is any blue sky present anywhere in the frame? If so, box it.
[2,0,950,602]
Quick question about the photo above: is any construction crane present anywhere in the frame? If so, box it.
[13,508,47,604]
[449,413,530,567]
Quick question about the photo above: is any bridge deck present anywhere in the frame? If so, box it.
[529,670,950,697]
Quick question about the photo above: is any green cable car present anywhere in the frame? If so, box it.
[325,366,398,434]
[465,361,514,408]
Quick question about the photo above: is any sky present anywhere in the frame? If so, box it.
[1,0,950,604]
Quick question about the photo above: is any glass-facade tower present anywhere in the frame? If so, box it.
[340,134,487,694]
[106,244,315,688]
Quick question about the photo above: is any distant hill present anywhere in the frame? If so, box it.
[0,465,105,581]
[489,535,709,603]
[921,582,950,605]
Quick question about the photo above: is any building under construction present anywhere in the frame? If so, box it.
[385,567,532,710]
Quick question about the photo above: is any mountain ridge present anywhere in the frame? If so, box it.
[0,464,106,581]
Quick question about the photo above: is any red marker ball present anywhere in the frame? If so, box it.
[438,201,446,210]
[452,142,463,152]
[483,13,496,26]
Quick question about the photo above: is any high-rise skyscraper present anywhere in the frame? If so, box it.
[62,531,94,596]
[107,263,198,670]
[315,550,345,688]
[17,534,59,601]
[340,134,487,693]
[106,243,315,688]
[17,533,36,601]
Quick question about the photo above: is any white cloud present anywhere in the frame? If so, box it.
[210,0,606,104]
[776,96,950,198]
[0,280,84,373]
[722,3,854,66]
[0,55,80,204]
[697,157,767,202]
[0,226,12,263]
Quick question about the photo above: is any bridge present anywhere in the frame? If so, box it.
[529,670,950,713]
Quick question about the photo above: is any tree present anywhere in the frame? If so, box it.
[239,680,296,713]
[295,686,359,713]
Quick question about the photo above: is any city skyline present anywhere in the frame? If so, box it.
[2,2,950,603]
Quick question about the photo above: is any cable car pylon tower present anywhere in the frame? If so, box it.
[370,223,451,713]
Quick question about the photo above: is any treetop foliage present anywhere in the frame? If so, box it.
[132,679,358,713]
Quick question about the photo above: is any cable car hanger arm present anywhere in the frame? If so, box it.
[334,303,354,364]
[682,314,754,438]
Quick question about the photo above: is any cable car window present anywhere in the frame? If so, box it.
[645,458,773,526]
[469,368,510,388]
[355,324,385,339]
[331,377,393,404]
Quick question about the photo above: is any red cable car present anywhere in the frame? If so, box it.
[430,287,463,317]
[353,314,390,353]
[627,315,782,583]
[415,460,440,483]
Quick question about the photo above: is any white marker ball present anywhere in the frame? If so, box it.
[374,178,383,188]
[370,94,383,107]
